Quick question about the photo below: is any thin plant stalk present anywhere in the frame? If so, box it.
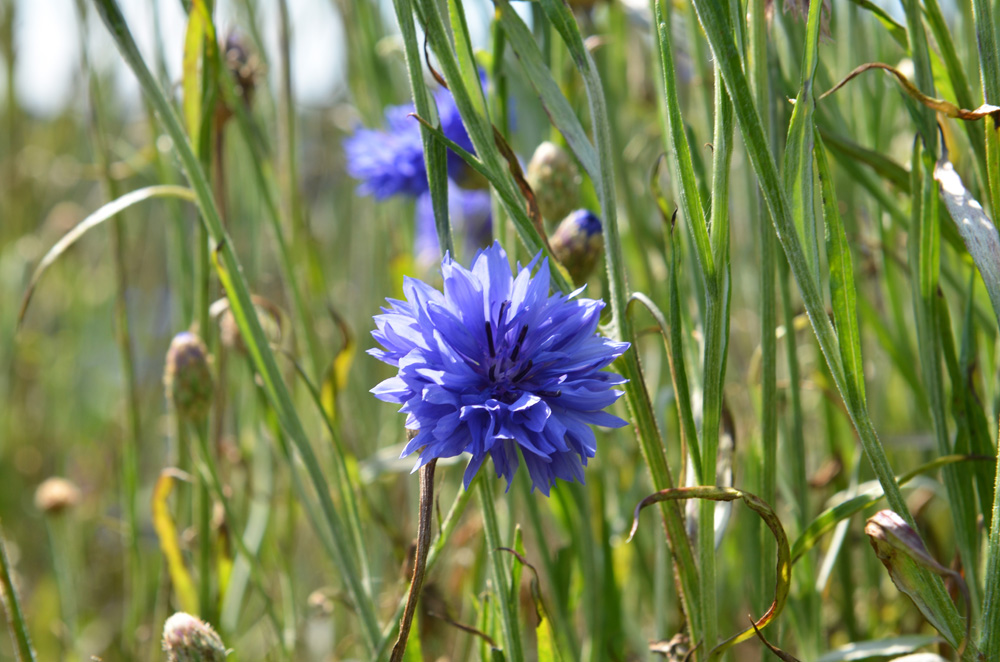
[373,473,481,659]
[43,517,76,659]
[72,0,144,646]
[389,459,436,662]
[478,480,524,662]
[0,522,36,662]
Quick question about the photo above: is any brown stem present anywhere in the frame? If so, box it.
[390,459,437,662]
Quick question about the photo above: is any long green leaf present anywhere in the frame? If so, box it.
[817,136,864,401]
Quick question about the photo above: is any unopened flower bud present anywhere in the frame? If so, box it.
[526,142,581,226]
[551,209,604,284]
[34,477,81,515]
[164,332,214,422]
[866,510,967,646]
[162,612,228,662]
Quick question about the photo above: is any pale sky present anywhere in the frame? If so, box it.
[8,0,506,117]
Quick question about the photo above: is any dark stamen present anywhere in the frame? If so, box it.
[497,300,510,331]
[485,322,495,357]
[511,324,529,361]
[538,390,562,398]
[511,360,533,382]
[489,364,497,382]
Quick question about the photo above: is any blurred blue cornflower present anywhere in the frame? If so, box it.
[369,242,629,495]
[414,184,493,267]
[344,87,476,200]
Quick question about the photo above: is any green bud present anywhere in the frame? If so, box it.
[551,209,604,284]
[162,612,228,662]
[526,142,582,226]
[164,332,214,422]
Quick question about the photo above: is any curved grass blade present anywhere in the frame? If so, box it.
[821,63,1000,122]
[628,486,790,655]
[17,185,197,327]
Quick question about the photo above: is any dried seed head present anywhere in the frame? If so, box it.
[162,612,227,662]
[551,209,604,284]
[526,142,582,227]
[164,332,214,422]
[215,30,264,126]
[34,477,81,515]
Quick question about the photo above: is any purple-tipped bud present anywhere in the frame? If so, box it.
[162,612,228,662]
[34,477,81,515]
[551,209,604,284]
[865,510,967,648]
[164,332,214,422]
[526,142,582,226]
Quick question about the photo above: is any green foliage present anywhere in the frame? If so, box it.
[3,0,1000,660]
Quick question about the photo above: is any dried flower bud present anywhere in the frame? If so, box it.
[162,612,228,662]
[34,477,81,515]
[215,30,264,126]
[551,209,604,284]
[526,142,582,226]
[164,332,214,422]
[865,510,969,652]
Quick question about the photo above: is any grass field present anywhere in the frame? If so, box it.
[2,0,1000,660]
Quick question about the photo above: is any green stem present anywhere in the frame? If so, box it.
[701,62,734,659]
[0,522,36,662]
[539,0,703,646]
[478,480,524,662]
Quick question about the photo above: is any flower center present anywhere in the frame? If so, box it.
[483,300,534,395]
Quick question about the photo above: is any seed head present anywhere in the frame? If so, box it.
[164,332,214,422]
[526,142,582,226]
[162,612,228,662]
[34,477,81,515]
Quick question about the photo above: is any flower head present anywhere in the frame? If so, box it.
[164,331,214,421]
[370,242,629,495]
[344,88,476,200]
[162,612,228,662]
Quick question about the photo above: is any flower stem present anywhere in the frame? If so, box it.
[0,522,36,662]
[478,479,524,662]
[390,459,437,662]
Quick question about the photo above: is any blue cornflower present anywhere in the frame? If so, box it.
[344,88,476,200]
[414,184,493,266]
[370,242,630,495]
